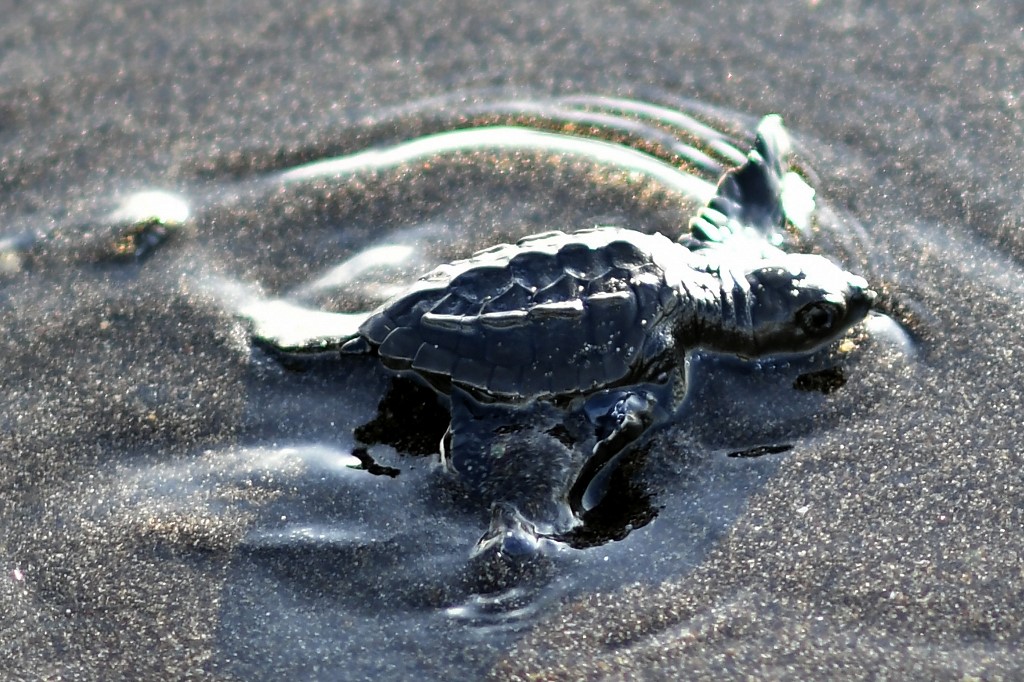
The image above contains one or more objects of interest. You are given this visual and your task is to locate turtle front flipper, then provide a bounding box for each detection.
[472,502,553,560]
[445,389,580,555]
[685,115,814,251]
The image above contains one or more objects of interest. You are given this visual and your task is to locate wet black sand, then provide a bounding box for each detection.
[2,1,1024,679]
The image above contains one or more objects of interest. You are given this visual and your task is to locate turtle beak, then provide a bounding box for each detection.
[847,276,876,321]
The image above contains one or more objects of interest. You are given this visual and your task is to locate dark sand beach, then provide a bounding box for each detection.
[1,2,1023,679]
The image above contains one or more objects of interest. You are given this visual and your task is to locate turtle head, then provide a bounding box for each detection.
[740,253,875,356]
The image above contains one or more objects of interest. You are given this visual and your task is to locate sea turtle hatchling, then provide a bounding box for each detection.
[249,115,875,558]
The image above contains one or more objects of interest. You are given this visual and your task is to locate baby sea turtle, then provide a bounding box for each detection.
[251,116,875,558]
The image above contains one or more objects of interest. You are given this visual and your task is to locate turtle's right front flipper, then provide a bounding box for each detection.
[443,388,582,560]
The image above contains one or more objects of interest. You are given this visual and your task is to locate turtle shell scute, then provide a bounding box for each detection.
[360,227,686,398]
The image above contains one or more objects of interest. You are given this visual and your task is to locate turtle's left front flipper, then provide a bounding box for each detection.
[685,115,815,251]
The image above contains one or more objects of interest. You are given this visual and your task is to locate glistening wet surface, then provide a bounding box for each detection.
[2,2,1023,679]
[1,95,914,679]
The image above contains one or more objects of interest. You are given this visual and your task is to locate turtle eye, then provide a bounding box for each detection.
[797,302,840,336]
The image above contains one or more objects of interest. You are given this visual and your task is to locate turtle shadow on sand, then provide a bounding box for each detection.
[243,113,877,566]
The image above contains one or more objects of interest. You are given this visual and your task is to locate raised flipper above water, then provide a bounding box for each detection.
[685,115,815,252]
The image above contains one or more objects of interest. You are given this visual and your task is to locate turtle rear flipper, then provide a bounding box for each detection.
[686,115,814,250]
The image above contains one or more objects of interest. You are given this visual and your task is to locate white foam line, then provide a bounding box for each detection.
[295,243,416,296]
[279,126,717,203]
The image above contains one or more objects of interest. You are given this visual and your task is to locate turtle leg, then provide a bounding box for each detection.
[684,114,812,253]
[568,389,660,513]
[472,502,547,559]
[446,388,578,558]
